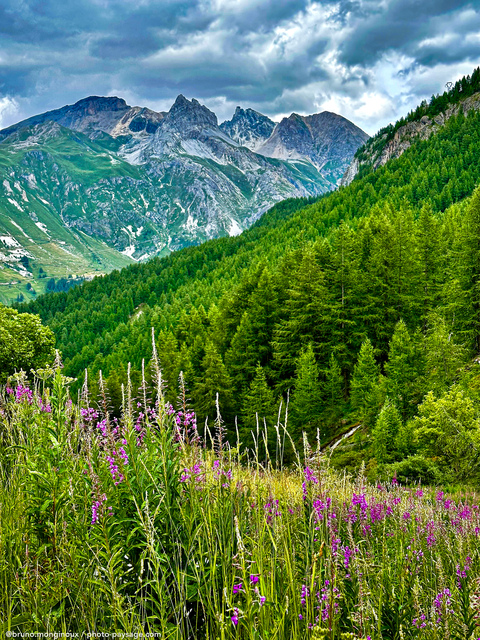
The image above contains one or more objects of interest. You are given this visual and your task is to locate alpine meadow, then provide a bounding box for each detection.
[5,26,480,640]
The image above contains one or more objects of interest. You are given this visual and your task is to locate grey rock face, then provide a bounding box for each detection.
[0,96,166,140]
[220,107,275,151]
[258,111,369,184]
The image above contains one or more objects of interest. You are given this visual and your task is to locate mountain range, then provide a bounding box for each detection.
[0,94,368,303]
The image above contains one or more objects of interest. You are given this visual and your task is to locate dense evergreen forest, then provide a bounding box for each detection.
[22,77,480,482]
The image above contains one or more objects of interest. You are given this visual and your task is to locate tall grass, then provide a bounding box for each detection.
[1,347,480,638]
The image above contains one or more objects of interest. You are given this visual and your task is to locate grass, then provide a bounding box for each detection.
[1,347,480,638]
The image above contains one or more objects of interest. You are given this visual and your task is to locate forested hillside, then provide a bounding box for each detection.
[24,80,480,481]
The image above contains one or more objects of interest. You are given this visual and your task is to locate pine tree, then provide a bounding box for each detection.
[416,203,442,330]
[194,341,233,426]
[385,320,424,420]
[459,186,480,351]
[273,247,332,385]
[323,352,344,426]
[241,364,277,454]
[424,314,466,395]
[350,338,380,426]
[372,399,402,464]
[290,344,323,438]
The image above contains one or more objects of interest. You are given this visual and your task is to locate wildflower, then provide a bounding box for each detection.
[15,385,33,404]
[91,494,107,524]
[231,608,239,626]
[456,556,472,588]
[300,584,309,606]
[433,588,453,624]
[250,574,259,584]
[233,583,243,594]
[118,447,129,465]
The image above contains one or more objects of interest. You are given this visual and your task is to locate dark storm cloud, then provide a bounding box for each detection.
[0,0,479,133]
[340,0,480,66]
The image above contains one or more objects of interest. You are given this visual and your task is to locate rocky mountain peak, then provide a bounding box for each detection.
[168,94,217,128]
[257,110,369,182]
[67,95,129,115]
[220,106,275,151]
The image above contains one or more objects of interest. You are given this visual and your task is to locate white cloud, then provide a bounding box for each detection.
[0,96,19,129]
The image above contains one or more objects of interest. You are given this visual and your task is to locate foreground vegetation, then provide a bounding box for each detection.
[2,352,480,639]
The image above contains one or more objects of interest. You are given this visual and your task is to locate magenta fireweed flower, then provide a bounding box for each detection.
[300,584,309,606]
[231,608,239,625]
[342,545,356,571]
[106,452,125,485]
[118,447,129,465]
[250,574,259,584]
[370,502,386,522]
[264,499,281,523]
[91,494,107,524]
[302,466,319,500]
[456,556,472,588]
[433,588,453,624]
[313,497,331,522]
[181,463,205,485]
[38,398,52,413]
[436,491,445,501]
[319,579,341,621]
[212,460,232,487]
[15,385,33,404]
[412,613,427,629]
[233,583,243,594]
[459,505,472,520]
[81,407,99,422]
[352,493,368,517]
[331,537,341,557]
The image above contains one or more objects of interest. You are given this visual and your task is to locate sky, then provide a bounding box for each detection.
[1,0,480,135]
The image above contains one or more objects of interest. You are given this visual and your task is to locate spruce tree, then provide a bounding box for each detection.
[194,341,233,426]
[350,338,380,426]
[372,399,402,464]
[424,314,465,395]
[290,344,323,437]
[459,185,480,351]
[385,320,423,420]
[323,352,344,426]
[241,364,277,453]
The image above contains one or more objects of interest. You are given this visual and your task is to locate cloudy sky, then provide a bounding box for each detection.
[1,0,480,135]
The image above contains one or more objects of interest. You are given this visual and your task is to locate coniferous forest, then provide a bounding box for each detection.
[4,71,480,638]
